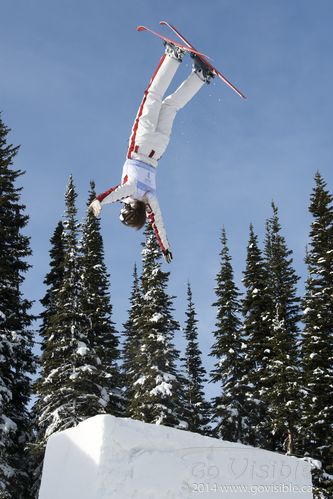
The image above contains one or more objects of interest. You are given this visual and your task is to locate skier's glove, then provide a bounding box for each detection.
[163,249,173,264]
[89,199,102,218]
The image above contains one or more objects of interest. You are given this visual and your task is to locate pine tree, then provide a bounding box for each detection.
[181,283,210,435]
[40,221,65,334]
[210,228,249,442]
[80,181,123,416]
[35,177,102,451]
[127,224,184,428]
[300,173,333,496]
[262,203,301,454]
[30,221,65,497]
[122,264,143,412]
[0,116,35,498]
[241,224,272,447]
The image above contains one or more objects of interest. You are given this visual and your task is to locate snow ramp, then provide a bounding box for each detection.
[39,415,313,498]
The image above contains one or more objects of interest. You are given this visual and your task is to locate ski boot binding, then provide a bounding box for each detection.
[191,54,215,84]
[164,41,185,62]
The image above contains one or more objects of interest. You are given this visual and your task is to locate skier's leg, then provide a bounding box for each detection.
[156,54,214,143]
[153,71,205,158]
[136,55,180,131]
[127,47,183,163]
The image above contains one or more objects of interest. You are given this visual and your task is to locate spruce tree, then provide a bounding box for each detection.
[80,181,123,416]
[40,221,65,334]
[241,225,272,447]
[35,177,101,450]
[262,203,301,454]
[122,264,143,413]
[210,228,249,442]
[31,221,65,497]
[0,116,35,498]
[300,173,333,495]
[127,224,184,428]
[181,283,210,435]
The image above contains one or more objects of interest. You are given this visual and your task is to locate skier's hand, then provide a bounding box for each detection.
[163,249,173,264]
[89,199,102,218]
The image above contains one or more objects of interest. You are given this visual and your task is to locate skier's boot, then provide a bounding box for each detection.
[191,54,215,84]
[164,41,185,62]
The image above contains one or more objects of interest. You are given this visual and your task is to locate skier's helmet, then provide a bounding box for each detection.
[120,201,146,230]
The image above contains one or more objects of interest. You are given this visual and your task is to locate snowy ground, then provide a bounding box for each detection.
[39,415,313,498]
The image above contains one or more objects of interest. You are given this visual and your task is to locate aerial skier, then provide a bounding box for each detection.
[90,23,245,263]
[89,42,214,263]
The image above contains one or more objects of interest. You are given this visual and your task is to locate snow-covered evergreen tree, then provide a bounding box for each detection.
[80,181,123,416]
[210,229,250,442]
[181,283,210,435]
[300,173,333,496]
[35,177,103,452]
[241,224,272,447]
[127,224,184,428]
[262,203,301,454]
[39,221,65,334]
[30,221,65,496]
[0,116,35,498]
[122,264,143,413]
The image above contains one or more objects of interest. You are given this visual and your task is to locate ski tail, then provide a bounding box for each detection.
[137,26,211,60]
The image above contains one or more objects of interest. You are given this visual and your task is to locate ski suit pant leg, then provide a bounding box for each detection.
[154,72,205,158]
[127,54,181,166]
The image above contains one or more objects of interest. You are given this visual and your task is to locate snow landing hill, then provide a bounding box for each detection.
[39,415,313,498]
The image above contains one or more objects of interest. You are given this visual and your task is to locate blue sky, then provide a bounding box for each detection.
[2,0,333,395]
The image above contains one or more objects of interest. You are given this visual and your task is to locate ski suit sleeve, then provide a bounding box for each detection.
[96,182,136,205]
[145,192,172,259]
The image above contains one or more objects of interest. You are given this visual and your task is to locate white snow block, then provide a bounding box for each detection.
[39,415,313,499]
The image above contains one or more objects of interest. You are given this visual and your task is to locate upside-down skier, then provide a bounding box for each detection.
[89,41,214,263]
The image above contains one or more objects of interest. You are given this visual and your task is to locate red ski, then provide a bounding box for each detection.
[137,25,211,60]
[160,21,247,99]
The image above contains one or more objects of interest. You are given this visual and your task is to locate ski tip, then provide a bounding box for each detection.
[137,26,145,32]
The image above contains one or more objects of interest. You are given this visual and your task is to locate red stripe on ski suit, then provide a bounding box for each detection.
[146,204,166,253]
[127,54,167,159]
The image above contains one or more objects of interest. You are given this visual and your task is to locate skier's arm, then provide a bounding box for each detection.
[97,182,136,205]
[145,192,172,263]
[90,182,136,216]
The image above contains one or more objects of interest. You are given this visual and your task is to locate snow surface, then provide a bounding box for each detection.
[39,415,313,499]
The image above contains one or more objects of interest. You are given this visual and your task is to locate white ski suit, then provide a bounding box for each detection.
[96,51,205,255]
